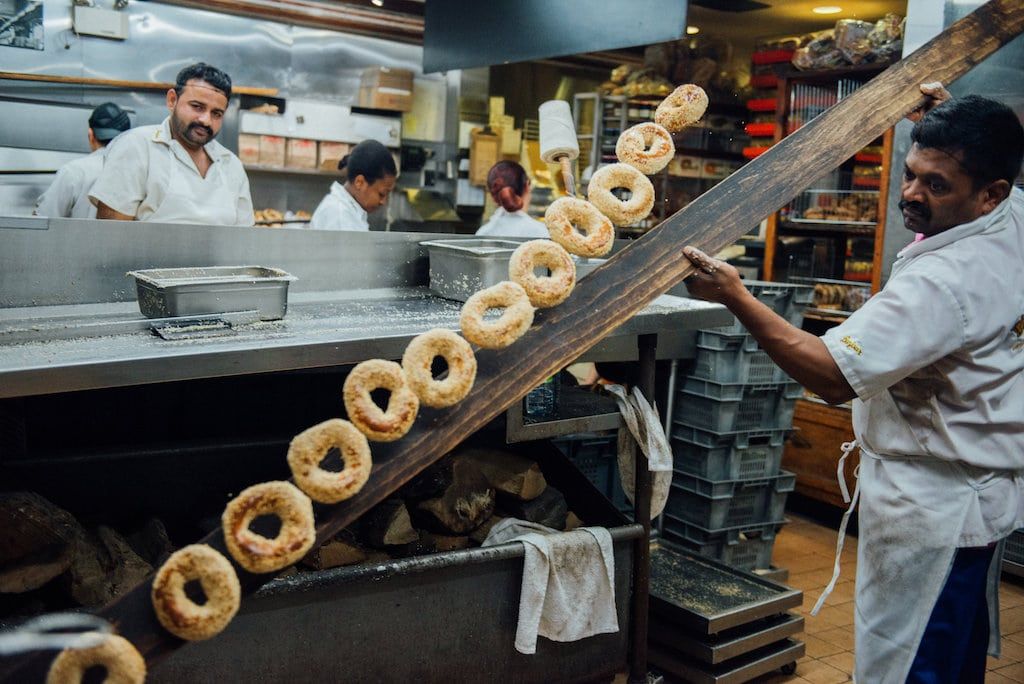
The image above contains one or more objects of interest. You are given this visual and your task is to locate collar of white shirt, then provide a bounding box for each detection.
[329,181,368,223]
[151,117,234,169]
[896,188,1017,261]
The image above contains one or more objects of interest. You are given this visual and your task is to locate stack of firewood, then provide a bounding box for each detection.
[300,447,584,572]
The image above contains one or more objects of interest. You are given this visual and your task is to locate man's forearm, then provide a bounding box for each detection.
[727,291,856,405]
[96,201,135,221]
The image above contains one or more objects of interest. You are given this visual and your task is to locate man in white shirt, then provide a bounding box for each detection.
[682,90,1023,682]
[90,62,254,226]
[33,102,131,219]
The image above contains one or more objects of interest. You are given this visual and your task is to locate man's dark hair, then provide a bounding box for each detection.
[174,62,233,100]
[911,95,1023,188]
[338,139,397,183]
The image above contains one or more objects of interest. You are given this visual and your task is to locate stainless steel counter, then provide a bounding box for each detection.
[0,287,729,399]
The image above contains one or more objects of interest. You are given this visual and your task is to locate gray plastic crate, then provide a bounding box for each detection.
[661,517,784,571]
[1006,529,1024,565]
[671,426,788,481]
[553,435,617,501]
[674,379,803,433]
[692,342,791,385]
[700,281,812,334]
[664,470,794,530]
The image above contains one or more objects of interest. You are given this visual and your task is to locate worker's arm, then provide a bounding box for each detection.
[96,201,136,221]
[682,247,856,405]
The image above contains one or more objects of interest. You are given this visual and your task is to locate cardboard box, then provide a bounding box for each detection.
[469,128,500,186]
[285,138,318,169]
[318,141,350,171]
[258,135,286,167]
[238,134,261,165]
[358,66,414,112]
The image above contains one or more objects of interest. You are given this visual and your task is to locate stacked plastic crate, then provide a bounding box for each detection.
[663,281,813,572]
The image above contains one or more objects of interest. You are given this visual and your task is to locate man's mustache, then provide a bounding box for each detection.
[187,123,214,138]
[898,199,930,218]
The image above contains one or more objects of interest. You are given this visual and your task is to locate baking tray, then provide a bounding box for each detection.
[127,266,297,321]
[648,544,802,635]
[650,612,803,665]
[649,638,804,684]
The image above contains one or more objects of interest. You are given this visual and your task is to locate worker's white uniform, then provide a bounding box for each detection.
[821,188,1024,682]
[475,207,548,238]
[89,117,254,226]
[34,147,109,219]
[309,181,369,231]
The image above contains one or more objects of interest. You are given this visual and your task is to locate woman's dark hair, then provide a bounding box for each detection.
[487,160,529,212]
[911,95,1023,188]
[339,139,397,184]
[174,62,232,99]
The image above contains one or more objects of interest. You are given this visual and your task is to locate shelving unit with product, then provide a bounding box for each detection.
[762,64,893,323]
[573,92,748,239]
[763,64,895,508]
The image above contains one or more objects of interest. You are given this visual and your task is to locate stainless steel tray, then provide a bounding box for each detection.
[420,239,521,302]
[649,638,804,684]
[127,266,297,321]
[421,238,607,302]
[648,544,802,634]
[650,612,804,664]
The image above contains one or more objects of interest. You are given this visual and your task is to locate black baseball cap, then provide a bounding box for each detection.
[89,102,131,142]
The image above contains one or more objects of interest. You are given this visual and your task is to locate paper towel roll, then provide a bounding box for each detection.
[539,100,579,163]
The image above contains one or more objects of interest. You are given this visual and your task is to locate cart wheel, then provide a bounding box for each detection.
[780,662,797,675]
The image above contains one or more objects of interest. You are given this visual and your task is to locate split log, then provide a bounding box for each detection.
[469,515,506,545]
[564,511,584,531]
[69,527,152,608]
[399,455,454,502]
[412,456,495,534]
[501,486,568,530]
[301,530,368,570]
[460,448,547,501]
[420,532,471,552]
[361,499,419,549]
[127,519,175,567]
[0,493,78,593]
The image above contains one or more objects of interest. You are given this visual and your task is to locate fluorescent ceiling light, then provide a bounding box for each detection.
[371,0,383,6]
[812,6,843,14]
[686,25,700,35]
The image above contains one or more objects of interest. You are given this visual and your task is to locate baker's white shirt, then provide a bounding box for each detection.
[309,181,368,231]
[475,207,548,238]
[34,147,109,219]
[89,117,254,226]
[823,188,1024,544]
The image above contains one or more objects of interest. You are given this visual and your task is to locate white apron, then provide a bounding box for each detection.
[147,146,238,225]
[819,390,1004,682]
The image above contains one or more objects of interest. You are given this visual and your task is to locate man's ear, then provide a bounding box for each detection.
[166,88,177,110]
[352,174,367,191]
[981,179,1011,213]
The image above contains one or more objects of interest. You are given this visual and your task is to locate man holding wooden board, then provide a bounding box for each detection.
[683,88,1023,682]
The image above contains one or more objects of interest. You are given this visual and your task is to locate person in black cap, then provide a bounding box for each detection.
[34,102,131,219]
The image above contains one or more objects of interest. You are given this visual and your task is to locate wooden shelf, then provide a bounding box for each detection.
[244,164,341,178]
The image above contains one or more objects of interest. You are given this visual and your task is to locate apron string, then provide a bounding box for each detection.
[811,440,861,616]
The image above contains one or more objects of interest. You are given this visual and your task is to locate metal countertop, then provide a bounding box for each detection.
[0,287,730,399]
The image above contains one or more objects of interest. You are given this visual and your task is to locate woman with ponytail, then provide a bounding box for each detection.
[310,139,397,231]
[475,161,548,238]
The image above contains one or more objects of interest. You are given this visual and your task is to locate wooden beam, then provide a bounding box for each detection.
[0,71,278,97]
[1,1,1021,680]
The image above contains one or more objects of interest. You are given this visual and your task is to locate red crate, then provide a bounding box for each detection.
[742,145,771,159]
[744,122,776,137]
[746,98,777,112]
[751,49,795,65]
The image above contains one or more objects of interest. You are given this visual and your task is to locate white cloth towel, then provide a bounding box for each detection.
[605,384,674,518]
[483,518,619,654]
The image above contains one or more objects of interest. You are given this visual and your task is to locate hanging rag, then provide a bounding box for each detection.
[483,518,618,654]
[605,384,673,518]
[811,440,861,616]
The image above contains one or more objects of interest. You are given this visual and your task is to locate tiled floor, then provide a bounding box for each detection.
[753,514,1024,683]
